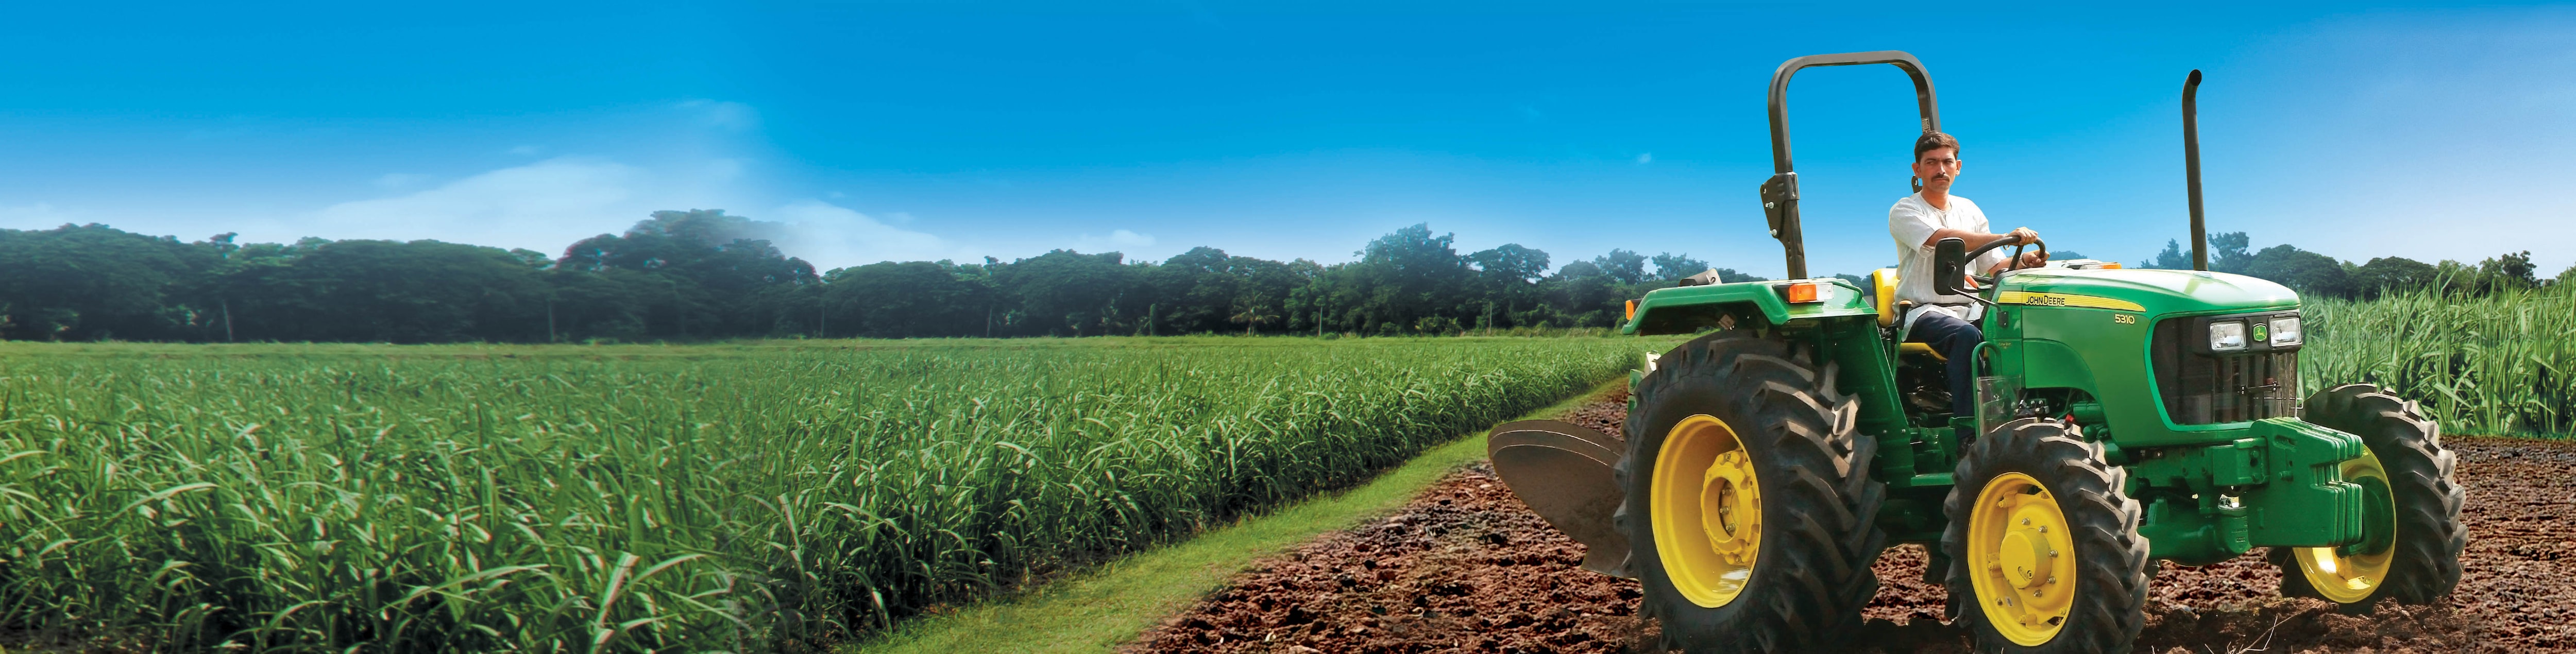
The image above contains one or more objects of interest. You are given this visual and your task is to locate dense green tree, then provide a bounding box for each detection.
[226,239,550,342]
[2139,233,2252,272]
[997,250,1136,336]
[558,209,819,339]
[1335,224,1471,334]
[1469,244,1550,284]
[2477,251,2540,292]
[824,261,996,338]
[1140,246,1304,335]
[1592,249,1648,285]
[2140,239,2192,270]
[2350,256,2439,299]
[0,224,218,340]
[2209,232,2253,273]
[1543,261,1619,328]
[541,267,658,341]
[1649,252,1709,281]
[2238,245,2353,299]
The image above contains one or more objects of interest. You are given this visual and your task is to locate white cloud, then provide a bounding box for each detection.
[507,145,544,156]
[767,200,978,268]
[1073,229,1156,252]
[313,158,641,248]
[1635,152,1653,164]
[305,157,754,252]
[0,202,75,227]
[302,163,965,268]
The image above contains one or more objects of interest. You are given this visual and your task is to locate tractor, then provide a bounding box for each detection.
[1485,51,2467,654]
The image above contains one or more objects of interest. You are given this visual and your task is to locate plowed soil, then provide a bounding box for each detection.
[1125,393,2576,653]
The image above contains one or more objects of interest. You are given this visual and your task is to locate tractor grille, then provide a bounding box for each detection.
[2153,317,2300,425]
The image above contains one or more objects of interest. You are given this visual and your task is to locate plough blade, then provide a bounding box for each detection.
[1485,419,1632,578]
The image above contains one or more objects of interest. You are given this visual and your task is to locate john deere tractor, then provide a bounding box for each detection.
[1485,51,2466,654]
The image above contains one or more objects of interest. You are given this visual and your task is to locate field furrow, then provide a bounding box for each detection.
[1129,395,2573,653]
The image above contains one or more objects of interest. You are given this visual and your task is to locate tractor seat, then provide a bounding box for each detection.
[1871,268,1900,327]
[1873,268,1946,362]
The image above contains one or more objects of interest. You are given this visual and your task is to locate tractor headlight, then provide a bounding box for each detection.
[2269,316,2301,347]
[2209,321,2248,352]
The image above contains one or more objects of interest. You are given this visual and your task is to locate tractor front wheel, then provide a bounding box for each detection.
[1943,418,2149,654]
[1615,329,1886,653]
[2271,383,2467,614]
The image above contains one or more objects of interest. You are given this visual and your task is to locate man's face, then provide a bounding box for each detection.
[1911,146,1961,194]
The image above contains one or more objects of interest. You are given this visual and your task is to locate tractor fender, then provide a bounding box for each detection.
[1622,279,1872,336]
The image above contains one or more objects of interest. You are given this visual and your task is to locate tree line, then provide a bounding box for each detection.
[2134,233,2567,299]
[0,212,1766,342]
[1,211,2563,343]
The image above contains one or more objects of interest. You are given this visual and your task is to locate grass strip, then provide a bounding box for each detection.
[853,377,1626,654]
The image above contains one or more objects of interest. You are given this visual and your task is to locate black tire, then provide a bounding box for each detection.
[2269,383,2467,614]
[1614,329,1886,653]
[1942,418,2149,654]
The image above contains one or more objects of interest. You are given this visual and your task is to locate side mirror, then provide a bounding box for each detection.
[1930,237,1968,298]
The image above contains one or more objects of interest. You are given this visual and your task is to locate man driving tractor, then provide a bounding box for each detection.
[1888,131,2045,417]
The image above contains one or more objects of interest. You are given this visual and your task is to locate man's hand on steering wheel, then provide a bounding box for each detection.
[1984,227,2044,274]
[1981,250,2045,276]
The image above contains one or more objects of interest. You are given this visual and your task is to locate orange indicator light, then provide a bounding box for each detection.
[1784,282,1821,303]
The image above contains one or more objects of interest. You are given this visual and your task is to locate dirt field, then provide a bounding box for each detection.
[1126,394,2576,653]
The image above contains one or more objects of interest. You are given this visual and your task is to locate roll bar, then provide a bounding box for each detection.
[2181,70,2209,271]
[1757,50,1942,280]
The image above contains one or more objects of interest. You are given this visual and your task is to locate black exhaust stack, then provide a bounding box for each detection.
[2182,70,2208,271]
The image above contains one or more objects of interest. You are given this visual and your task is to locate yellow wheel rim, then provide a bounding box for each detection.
[2292,448,2397,604]
[1651,414,1760,608]
[1967,472,2077,646]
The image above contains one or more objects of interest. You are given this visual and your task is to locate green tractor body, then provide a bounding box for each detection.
[1482,51,2464,654]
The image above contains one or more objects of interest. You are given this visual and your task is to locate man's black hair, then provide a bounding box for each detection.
[1913,131,1961,161]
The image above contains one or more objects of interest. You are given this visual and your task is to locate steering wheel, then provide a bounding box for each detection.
[1964,235,2047,286]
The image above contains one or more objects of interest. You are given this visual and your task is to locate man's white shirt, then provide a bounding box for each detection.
[1889,192,2007,307]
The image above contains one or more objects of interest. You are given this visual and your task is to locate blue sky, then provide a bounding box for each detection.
[3,2,2572,278]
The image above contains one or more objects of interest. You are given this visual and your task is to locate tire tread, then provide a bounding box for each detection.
[1615,330,1887,653]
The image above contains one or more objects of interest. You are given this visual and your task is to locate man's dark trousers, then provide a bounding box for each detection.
[1906,309,1983,418]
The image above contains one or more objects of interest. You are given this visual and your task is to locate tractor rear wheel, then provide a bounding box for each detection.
[1943,418,2149,654]
[2271,383,2466,614]
[1614,329,1886,654]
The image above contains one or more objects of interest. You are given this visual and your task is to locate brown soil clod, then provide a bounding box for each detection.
[1125,398,2573,653]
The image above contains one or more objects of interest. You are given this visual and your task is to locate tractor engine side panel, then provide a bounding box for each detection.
[2007,303,2153,436]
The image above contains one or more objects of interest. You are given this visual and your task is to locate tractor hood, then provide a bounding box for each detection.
[2002,268,2299,315]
